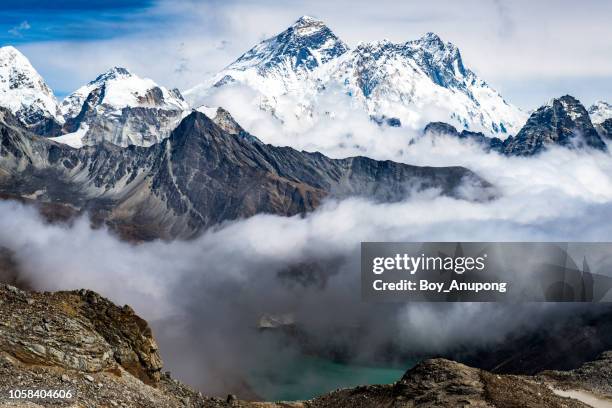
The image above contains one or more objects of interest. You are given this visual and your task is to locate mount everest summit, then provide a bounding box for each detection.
[184,16,527,136]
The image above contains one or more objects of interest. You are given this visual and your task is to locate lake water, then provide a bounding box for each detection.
[248,356,411,401]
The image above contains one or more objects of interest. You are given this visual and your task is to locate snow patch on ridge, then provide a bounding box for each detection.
[49,124,89,148]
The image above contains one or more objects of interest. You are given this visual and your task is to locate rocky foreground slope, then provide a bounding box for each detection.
[0,284,609,408]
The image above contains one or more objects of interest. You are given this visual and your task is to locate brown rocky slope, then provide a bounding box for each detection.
[0,284,609,407]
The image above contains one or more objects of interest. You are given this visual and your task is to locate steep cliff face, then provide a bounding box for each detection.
[596,119,612,139]
[503,95,606,156]
[0,108,492,239]
[0,284,242,407]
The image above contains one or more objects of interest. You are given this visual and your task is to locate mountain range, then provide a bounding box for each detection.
[0,106,490,240]
[184,16,527,136]
[2,16,612,407]
[0,47,189,148]
[1,18,612,153]
[0,17,612,238]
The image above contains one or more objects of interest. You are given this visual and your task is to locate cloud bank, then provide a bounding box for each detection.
[2,134,612,396]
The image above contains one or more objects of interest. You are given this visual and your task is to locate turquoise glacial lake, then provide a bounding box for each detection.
[248,356,412,401]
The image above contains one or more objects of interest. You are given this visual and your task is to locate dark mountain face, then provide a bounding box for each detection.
[405,32,469,90]
[424,95,608,156]
[504,95,606,155]
[0,108,493,240]
[596,118,612,139]
[423,122,504,152]
[16,108,63,137]
[460,305,612,376]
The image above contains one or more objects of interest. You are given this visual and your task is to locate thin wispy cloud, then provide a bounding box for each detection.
[7,20,30,37]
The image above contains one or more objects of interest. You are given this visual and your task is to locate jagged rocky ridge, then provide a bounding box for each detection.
[0,107,492,240]
[424,95,608,156]
[0,284,228,407]
[0,283,608,407]
[185,16,526,136]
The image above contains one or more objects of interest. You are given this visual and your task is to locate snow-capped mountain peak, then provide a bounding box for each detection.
[90,66,133,83]
[503,95,605,155]
[0,45,64,135]
[407,32,468,85]
[414,31,455,52]
[228,15,349,75]
[291,15,328,35]
[52,67,189,147]
[184,16,349,102]
[412,31,456,57]
[589,100,612,124]
[61,67,187,119]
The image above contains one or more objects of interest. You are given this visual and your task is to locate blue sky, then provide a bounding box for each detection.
[0,1,158,43]
[1,0,611,109]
